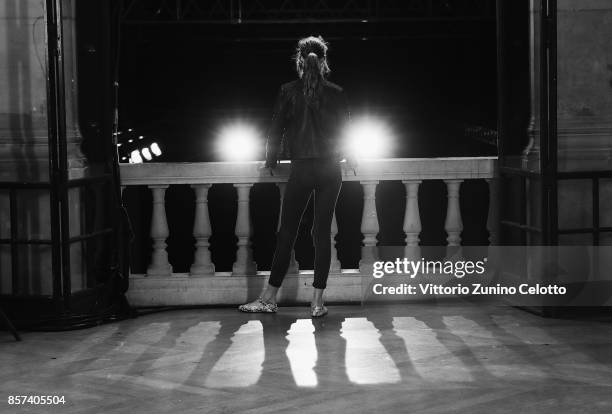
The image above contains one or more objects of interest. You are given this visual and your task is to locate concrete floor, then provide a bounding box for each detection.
[2,303,612,413]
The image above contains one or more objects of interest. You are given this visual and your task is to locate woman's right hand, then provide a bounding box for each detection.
[259,161,275,176]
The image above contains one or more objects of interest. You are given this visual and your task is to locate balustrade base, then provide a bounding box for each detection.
[127,266,502,306]
[145,265,173,278]
[189,264,215,276]
[127,271,365,306]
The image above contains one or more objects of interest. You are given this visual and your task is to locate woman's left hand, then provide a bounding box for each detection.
[343,158,358,176]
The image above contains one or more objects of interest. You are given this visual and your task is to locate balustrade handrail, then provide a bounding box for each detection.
[119,157,497,185]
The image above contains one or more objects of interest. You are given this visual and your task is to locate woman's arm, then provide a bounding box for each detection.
[264,85,288,169]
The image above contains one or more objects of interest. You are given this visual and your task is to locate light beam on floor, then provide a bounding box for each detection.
[148,321,221,388]
[443,315,544,380]
[341,317,401,384]
[205,320,264,387]
[286,319,318,387]
[392,316,473,382]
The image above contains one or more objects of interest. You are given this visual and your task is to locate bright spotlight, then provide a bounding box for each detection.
[343,116,393,159]
[217,123,261,161]
[130,150,143,164]
[141,147,153,161]
[150,142,162,156]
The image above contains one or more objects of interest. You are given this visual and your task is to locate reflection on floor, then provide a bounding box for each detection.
[2,303,612,413]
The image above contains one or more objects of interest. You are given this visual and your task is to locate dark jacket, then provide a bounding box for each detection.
[265,79,350,168]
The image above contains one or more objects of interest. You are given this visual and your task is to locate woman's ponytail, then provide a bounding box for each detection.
[303,52,323,103]
[295,36,330,107]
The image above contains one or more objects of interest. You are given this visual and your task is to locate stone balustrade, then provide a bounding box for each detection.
[120,157,497,306]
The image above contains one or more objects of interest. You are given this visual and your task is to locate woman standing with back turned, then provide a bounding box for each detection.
[239,35,353,317]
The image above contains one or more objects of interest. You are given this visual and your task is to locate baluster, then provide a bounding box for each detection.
[444,180,463,259]
[486,178,499,245]
[402,180,422,261]
[330,212,341,273]
[277,183,299,274]
[147,185,172,277]
[233,184,256,275]
[190,184,214,276]
[359,181,379,273]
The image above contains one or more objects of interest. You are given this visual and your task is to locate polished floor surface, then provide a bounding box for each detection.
[2,303,612,413]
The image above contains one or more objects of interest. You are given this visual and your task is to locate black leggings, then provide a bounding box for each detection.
[268,158,342,290]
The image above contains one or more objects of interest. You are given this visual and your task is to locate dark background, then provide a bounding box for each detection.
[77,1,530,273]
[117,21,498,161]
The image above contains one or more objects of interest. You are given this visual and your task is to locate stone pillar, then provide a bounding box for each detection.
[444,180,463,259]
[525,1,612,167]
[523,0,542,165]
[0,0,86,295]
[359,181,379,273]
[520,0,612,245]
[0,0,86,180]
[233,183,256,275]
[190,184,214,276]
[556,1,612,243]
[0,0,50,181]
[402,180,421,260]
[556,0,612,172]
[60,0,87,176]
[147,185,172,277]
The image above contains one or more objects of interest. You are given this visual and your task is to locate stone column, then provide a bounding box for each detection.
[147,185,172,277]
[0,0,86,295]
[190,184,214,276]
[359,181,379,274]
[556,0,612,170]
[233,183,256,275]
[520,0,612,245]
[444,180,463,259]
[555,0,612,242]
[0,0,86,181]
[525,1,612,168]
[402,180,421,261]
[523,0,542,166]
